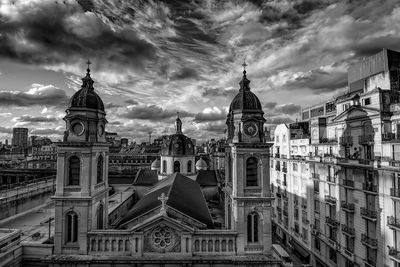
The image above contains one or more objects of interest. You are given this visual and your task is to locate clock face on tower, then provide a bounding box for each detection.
[243,121,258,137]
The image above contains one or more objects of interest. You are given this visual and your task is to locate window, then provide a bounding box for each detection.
[364,98,371,105]
[162,160,167,173]
[68,156,80,186]
[247,212,259,243]
[314,237,320,251]
[174,161,180,173]
[97,154,103,184]
[246,157,258,186]
[187,160,192,173]
[329,247,337,263]
[314,199,320,213]
[66,211,78,243]
[293,163,298,172]
[97,204,104,229]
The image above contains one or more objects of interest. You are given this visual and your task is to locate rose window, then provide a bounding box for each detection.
[152,226,173,249]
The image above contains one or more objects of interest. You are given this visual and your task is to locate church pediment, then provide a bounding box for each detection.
[129,213,195,233]
[333,106,380,122]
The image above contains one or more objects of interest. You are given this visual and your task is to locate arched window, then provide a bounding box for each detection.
[66,211,78,243]
[68,156,80,186]
[174,161,180,173]
[247,212,259,243]
[97,204,104,229]
[162,160,167,173]
[187,160,192,173]
[246,157,258,186]
[97,154,103,184]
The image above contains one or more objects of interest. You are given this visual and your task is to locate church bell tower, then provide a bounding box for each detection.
[225,61,273,254]
[53,61,109,254]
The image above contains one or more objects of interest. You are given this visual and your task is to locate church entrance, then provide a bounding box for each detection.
[174,161,180,173]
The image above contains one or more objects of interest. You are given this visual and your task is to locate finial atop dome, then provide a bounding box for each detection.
[82,59,94,90]
[239,59,250,91]
[175,112,182,133]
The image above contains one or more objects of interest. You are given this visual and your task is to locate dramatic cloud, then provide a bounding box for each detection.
[0,0,399,141]
[30,128,64,135]
[0,84,69,107]
[14,115,58,123]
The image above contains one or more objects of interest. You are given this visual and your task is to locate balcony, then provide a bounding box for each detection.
[387,216,400,230]
[361,233,378,249]
[282,167,287,173]
[382,132,400,142]
[361,207,377,221]
[283,209,288,217]
[340,136,353,146]
[320,137,337,144]
[325,216,339,228]
[362,183,378,194]
[363,259,377,267]
[359,135,374,145]
[341,201,355,212]
[388,246,400,262]
[312,173,320,180]
[274,153,280,158]
[341,224,355,237]
[326,176,336,184]
[276,207,282,213]
[311,225,320,236]
[390,188,400,199]
[275,165,281,171]
[324,195,337,205]
[341,179,354,189]
[313,186,320,195]
[302,217,309,224]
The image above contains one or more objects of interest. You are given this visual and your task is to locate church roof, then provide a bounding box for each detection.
[195,170,218,186]
[68,63,105,112]
[229,70,263,112]
[120,173,213,228]
[161,133,194,156]
[133,169,159,186]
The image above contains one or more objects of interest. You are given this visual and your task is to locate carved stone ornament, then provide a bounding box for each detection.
[143,224,181,253]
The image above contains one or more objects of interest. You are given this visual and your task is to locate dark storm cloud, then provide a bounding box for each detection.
[284,69,348,93]
[0,126,13,134]
[0,1,156,70]
[264,102,278,109]
[125,99,139,105]
[170,67,200,81]
[14,115,58,123]
[122,105,193,121]
[275,104,301,115]
[0,85,69,107]
[202,122,226,134]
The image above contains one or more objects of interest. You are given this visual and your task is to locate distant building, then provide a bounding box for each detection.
[12,128,28,147]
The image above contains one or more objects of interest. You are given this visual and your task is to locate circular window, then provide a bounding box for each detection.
[71,121,84,136]
[152,226,174,249]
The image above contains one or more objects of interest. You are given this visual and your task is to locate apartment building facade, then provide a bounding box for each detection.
[271,49,400,267]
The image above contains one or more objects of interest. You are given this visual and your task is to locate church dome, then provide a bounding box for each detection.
[161,133,194,156]
[229,70,262,112]
[68,64,105,112]
[195,158,208,170]
[151,158,161,170]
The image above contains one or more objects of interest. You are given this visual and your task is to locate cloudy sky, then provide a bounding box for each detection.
[0,0,400,143]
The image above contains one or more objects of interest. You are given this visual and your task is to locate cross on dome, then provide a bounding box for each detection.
[242,58,247,72]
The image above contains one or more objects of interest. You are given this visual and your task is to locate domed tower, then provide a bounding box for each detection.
[160,113,195,178]
[53,61,109,255]
[224,61,273,255]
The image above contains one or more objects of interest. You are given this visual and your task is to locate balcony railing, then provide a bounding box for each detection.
[361,207,377,220]
[341,201,355,212]
[340,136,353,146]
[302,217,309,224]
[312,173,320,180]
[325,216,339,228]
[325,195,337,205]
[388,246,400,261]
[320,137,337,144]
[382,133,400,142]
[326,176,336,183]
[274,153,280,158]
[391,188,400,198]
[275,165,280,171]
[361,233,378,249]
[387,216,400,229]
[362,183,378,194]
[359,135,374,144]
[342,179,354,189]
[341,224,355,237]
[282,167,287,173]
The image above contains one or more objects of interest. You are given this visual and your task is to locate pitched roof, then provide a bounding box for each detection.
[119,173,213,228]
[133,169,159,186]
[195,170,218,186]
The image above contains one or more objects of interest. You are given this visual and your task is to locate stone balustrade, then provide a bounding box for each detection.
[88,230,132,255]
[192,231,237,255]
